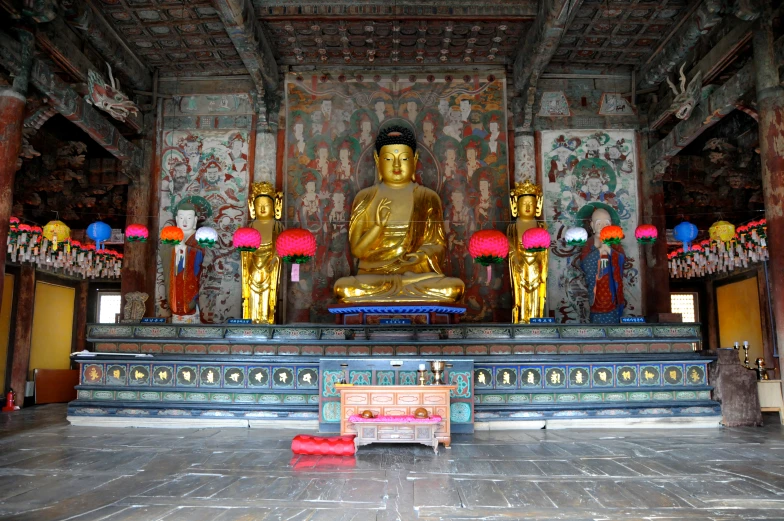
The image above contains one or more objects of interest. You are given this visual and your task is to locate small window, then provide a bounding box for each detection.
[671,292,698,323]
[97,293,122,323]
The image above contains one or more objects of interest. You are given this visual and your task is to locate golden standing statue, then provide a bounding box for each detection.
[333,125,464,303]
[508,181,548,323]
[241,182,284,323]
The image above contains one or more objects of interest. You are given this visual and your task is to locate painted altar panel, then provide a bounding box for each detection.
[156,128,250,323]
[284,73,512,323]
[540,130,641,323]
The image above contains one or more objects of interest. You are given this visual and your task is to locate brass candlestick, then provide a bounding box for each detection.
[755,358,770,380]
[430,361,445,385]
[417,370,428,386]
[743,341,750,369]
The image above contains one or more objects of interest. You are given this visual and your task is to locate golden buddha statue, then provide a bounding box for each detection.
[241,182,284,323]
[508,181,548,323]
[333,125,464,304]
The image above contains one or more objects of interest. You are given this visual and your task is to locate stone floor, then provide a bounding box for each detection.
[0,406,783,520]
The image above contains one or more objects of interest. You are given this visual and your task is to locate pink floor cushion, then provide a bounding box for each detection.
[348,414,442,424]
[291,434,356,456]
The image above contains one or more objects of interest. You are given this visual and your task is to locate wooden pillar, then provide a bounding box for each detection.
[9,265,34,402]
[705,279,719,350]
[120,174,150,315]
[640,132,670,316]
[0,30,33,317]
[753,7,784,371]
[74,280,89,352]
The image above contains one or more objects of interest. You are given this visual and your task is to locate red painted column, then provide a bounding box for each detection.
[753,9,784,370]
[0,90,26,315]
[640,132,670,317]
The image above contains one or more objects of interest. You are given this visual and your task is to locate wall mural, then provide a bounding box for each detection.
[540,130,640,323]
[156,129,250,323]
[284,73,512,322]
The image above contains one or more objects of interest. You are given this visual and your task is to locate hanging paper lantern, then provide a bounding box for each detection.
[276,228,317,262]
[43,220,71,251]
[708,221,735,243]
[467,230,508,265]
[564,226,588,247]
[87,221,112,249]
[599,225,624,246]
[233,227,262,252]
[195,226,219,248]
[521,228,550,252]
[673,221,698,252]
[634,224,658,244]
[160,226,184,245]
[125,224,149,242]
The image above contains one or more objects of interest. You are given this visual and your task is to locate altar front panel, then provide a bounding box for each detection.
[540,130,641,323]
[284,73,512,323]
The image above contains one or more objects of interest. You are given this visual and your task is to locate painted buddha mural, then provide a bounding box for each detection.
[333,124,464,304]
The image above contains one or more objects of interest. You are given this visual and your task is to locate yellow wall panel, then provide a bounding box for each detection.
[716,276,764,365]
[0,274,15,390]
[29,282,75,379]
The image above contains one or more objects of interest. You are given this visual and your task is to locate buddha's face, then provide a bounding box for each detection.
[254,196,274,220]
[517,195,536,219]
[376,144,418,186]
[176,209,197,234]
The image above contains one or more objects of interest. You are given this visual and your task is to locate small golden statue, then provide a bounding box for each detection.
[333,125,464,303]
[241,182,284,323]
[508,181,548,323]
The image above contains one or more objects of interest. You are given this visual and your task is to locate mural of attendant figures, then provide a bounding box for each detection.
[331,137,360,196]
[473,169,499,231]
[306,137,335,185]
[371,93,390,123]
[323,192,351,279]
[465,111,487,138]
[546,135,580,183]
[457,94,473,127]
[435,136,466,195]
[351,110,379,149]
[242,182,284,324]
[162,158,198,212]
[577,162,617,209]
[444,190,475,279]
[227,133,248,174]
[416,110,442,151]
[295,168,329,262]
[438,98,450,120]
[583,132,609,159]
[483,111,506,165]
[400,93,421,124]
[573,202,625,324]
[288,111,311,165]
[159,201,205,323]
[443,106,463,140]
[180,133,203,173]
[462,136,488,182]
[317,99,333,135]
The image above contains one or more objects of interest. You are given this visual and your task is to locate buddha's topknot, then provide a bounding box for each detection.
[375,125,417,155]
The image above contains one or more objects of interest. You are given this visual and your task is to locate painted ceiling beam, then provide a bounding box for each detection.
[0,31,143,174]
[64,0,152,92]
[647,20,752,130]
[213,0,280,96]
[511,0,583,129]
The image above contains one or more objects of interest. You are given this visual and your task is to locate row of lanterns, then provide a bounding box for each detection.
[669,219,768,279]
[8,218,122,279]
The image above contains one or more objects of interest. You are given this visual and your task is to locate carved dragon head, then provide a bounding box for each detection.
[667,64,703,121]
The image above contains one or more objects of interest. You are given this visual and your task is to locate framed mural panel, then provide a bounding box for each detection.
[540,130,641,323]
[156,129,250,323]
[284,73,512,322]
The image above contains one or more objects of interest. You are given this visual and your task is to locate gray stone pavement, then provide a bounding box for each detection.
[0,405,783,520]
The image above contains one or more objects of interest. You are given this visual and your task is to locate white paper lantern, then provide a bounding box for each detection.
[195,226,219,248]
[564,226,588,247]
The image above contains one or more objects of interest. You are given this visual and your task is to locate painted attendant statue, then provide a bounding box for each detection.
[507,181,548,323]
[241,182,285,323]
[574,202,625,324]
[160,202,204,323]
[333,124,464,304]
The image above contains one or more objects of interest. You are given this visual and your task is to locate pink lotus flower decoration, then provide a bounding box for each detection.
[468,230,508,266]
[276,228,317,263]
[233,227,261,252]
[125,223,149,242]
[635,224,658,244]
[522,227,550,252]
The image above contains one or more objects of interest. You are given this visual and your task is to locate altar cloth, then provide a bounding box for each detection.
[348,414,442,424]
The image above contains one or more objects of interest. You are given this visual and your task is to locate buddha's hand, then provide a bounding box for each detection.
[599,243,611,256]
[375,198,391,228]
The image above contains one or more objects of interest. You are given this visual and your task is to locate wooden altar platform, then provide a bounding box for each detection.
[68,322,721,429]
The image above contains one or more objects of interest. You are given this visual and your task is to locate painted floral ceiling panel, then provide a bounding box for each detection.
[95,0,247,77]
[265,19,530,67]
[550,0,690,67]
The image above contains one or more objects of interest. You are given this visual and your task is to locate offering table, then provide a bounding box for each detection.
[339,385,455,448]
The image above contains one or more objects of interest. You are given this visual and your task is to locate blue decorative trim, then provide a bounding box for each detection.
[328,305,467,314]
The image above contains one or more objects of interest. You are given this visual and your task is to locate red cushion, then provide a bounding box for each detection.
[291,434,356,456]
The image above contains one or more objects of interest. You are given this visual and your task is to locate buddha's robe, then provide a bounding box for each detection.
[333,184,464,304]
[242,221,283,324]
[507,222,548,323]
[576,243,625,324]
[160,234,203,316]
